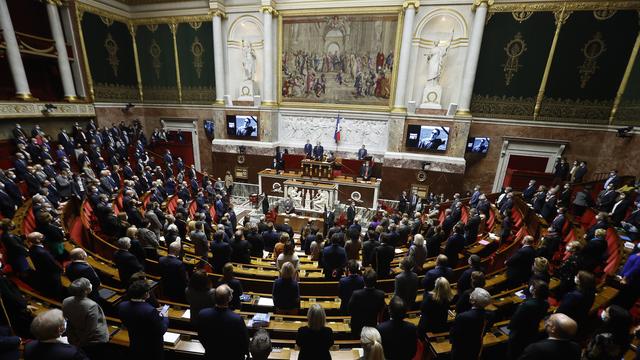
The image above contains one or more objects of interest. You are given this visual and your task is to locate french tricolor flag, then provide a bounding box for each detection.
[334,114,342,143]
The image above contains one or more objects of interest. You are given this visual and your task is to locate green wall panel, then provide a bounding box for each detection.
[539,10,640,123]
[470,12,555,119]
[177,21,215,104]
[81,12,137,102]
[136,23,179,103]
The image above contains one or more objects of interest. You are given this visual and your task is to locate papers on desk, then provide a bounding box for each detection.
[514,290,527,300]
[249,313,271,328]
[257,297,274,307]
[488,233,499,241]
[263,250,270,259]
[181,309,191,319]
[163,332,181,346]
[624,241,636,249]
[394,248,403,254]
[478,239,490,246]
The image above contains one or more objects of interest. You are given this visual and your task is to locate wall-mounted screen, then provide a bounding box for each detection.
[405,125,450,152]
[466,137,490,154]
[227,115,258,138]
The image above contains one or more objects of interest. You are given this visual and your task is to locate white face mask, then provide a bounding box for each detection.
[600,311,608,322]
[529,286,534,296]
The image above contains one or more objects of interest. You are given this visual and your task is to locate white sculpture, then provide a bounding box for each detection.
[242,40,256,81]
[420,34,452,110]
[288,187,303,209]
[312,190,329,212]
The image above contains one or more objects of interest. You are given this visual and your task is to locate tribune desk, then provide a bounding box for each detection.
[259,169,381,209]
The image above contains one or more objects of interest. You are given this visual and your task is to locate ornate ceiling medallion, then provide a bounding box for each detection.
[104,33,120,77]
[503,32,527,86]
[578,32,606,88]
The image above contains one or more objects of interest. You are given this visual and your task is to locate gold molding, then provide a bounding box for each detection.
[390,106,407,113]
[276,6,402,17]
[210,10,227,19]
[488,1,640,13]
[533,6,570,120]
[473,0,495,11]
[402,1,420,10]
[454,109,473,118]
[76,2,212,25]
[64,95,79,102]
[609,31,640,124]
[129,23,144,102]
[169,22,182,103]
[15,93,37,101]
[259,5,279,16]
[75,4,95,102]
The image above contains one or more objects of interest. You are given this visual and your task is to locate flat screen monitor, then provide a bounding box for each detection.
[405,125,450,152]
[466,137,490,154]
[227,115,258,138]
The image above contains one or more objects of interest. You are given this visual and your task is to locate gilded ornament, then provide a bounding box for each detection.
[593,9,617,20]
[100,16,114,27]
[191,36,204,79]
[502,32,527,86]
[578,32,606,89]
[146,24,159,33]
[512,9,533,22]
[189,22,202,30]
[104,33,120,77]
[150,39,162,80]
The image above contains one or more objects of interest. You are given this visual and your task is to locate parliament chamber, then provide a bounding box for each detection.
[1,0,640,359]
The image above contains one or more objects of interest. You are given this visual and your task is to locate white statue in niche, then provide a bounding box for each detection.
[242,40,256,81]
[288,186,303,209]
[312,190,329,212]
[420,32,453,110]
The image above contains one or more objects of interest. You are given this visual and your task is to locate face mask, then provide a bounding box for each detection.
[600,311,608,322]
[529,286,534,295]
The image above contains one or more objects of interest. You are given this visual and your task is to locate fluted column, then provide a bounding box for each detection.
[46,0,77,101]
[212,11,226,104]
[455,0,492,117]
[392,0,419,112]
[260,5,277,106]
[0,0,33,100]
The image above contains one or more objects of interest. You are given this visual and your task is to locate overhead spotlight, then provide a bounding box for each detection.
[617,126,634,138]
[122,102,135,113]
[42,103,57,114]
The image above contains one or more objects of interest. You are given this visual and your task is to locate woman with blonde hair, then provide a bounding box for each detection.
[531,257,550,283]
[408,234,427,273]
[295,304,334,359]
[418,276,454,335]
[272,262,300,313]
[360,326,384,360]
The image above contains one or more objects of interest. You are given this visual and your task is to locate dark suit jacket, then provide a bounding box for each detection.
[506,245,536,285]
[523,186,536,202]
[465,215,481,245]
[423,266,453,292]
[557,290,595,326]
[197,307,249,360]
[362,240,379,267]
[158,255,188,302]
[339,274,364,313]
[507,298,549,359]
[418,292,450,334]
[112,249,143,286]
[585,220,608,241]
[450,308,492,360]
[551,214,566,232]
[443,233,465,268]
[118,300,168,359]
[210,241,232,273]
[348,287,386,336]
[65,261,101,300]
[322,244,347,278]
[24,341,88,360]
[371,243,395,277]
[29,245,63,298]
[518,338,581,360]
[272,278,300,310]
[377,319,418,360]
[394,270,418,309]
[611,199,631,225]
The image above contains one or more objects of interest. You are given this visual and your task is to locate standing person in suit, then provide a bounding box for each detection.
[469,185,481,208]
[210,230,232,273]
[505,235,536,287]
[610,192,631,226]
[158,241,188,303]
[621,202,640,240]
[360,161,373,180]
[377,297,417,360]
[450,288,493,360]
[507,280,550,359]
[28,232,64,300]
[65,249,101,302]
[303,140,313,158]
[357,144,368,160]
[296,304,334,360]
[190,221,209,260]
[551,207,566,232]
[398,191,409,214]
[185,270,215,326]
[313,141,324,160]
[1,219,29,277]
[62,278,109,360]
[24,309,88,360]
[118,280,168,360]
[557,270,596,329]
[370,234,395,278]
[597,183,618,212]
[424,255,453,292]
[573,161,588,183]
[457,255,483,295]
[523,180,537,203]
[409,190,420,214]
[272,262,300,312]
[322,234,347,279]
[346,201,356,225]
[614,251,640,309]
[419,277,454,335]
[348,269,386,337]
[394,257,418,310]
[443,224,465,268]
[339,260,364,314]
[198,284,249,360]
[113,237,144,287]
[518,313,580,360]
[603,170,620,189]
[582,228,608,272]
[585,212,609,240]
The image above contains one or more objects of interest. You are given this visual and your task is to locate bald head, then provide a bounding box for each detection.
[168,241,181,256]
[545,313,577,339]
[214,284,232,307]
[69,248,87,261]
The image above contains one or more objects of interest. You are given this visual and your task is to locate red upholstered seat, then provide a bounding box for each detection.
[461,206,469,224]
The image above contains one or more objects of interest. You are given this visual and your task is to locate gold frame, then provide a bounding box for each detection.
[276,6,403,112]
[488,1,640,12]
[609,31,640,124]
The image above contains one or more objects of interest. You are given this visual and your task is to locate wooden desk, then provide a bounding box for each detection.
[276,213,324,234]
[269,349,361,359]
